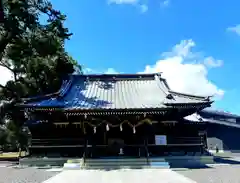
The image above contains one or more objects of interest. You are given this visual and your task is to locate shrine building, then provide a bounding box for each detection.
[19,73,213,158]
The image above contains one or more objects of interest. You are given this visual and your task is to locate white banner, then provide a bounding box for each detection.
[155,135,167,145]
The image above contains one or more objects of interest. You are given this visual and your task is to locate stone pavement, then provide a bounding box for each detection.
[175,155,240,183]
[176,164,240,183]
[42,169,197,183]
[1,155,240,183]
[0,166,59,183]
[0,165,239,183]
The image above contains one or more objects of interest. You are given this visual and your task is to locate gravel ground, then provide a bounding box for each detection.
[176,164,240,183]
[0,166,59,183]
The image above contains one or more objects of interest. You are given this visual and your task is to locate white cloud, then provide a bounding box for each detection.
[104,68,119,74]
[161,0,170,7]
[86,40,224,99]
[203,57,223,68]
[0,66,13,86]
[227,24,240,36]
[108,0,148,13]
[140,39,224,98]
[83,67,119,74]
[139,4,148,13]
[108,0,138,5]
[83,67,94,74]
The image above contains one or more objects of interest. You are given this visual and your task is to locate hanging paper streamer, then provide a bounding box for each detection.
[133,126,136,134]
[106,124,109,131]
[120,124,123,131]
[94,126,96,133]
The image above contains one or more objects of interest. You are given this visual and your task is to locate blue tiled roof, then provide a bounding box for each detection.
[185,112,240,128]
[200,108,240,118]
[21,73,212,110]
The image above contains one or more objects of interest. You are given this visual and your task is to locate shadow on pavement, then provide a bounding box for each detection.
[214,156,240,165]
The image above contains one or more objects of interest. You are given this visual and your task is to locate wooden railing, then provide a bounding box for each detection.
[31,138,85,147]
[166,136,204,145]
[29,136,205,158]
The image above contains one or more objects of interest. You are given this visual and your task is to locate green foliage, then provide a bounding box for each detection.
[0,0,82,150]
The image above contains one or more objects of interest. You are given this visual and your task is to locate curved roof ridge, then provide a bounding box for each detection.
[21,75,75,104]
[153,74,170,96]
[168,90,212,101]
[71,73,161,80]
[152,74,212,102]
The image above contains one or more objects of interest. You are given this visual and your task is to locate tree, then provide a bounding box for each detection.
[0,0,81,151]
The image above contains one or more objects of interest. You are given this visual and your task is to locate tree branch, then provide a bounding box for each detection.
[0,62,13,72]
[0,32,14,61]
[0,83,19,99]
[0,62,17,81]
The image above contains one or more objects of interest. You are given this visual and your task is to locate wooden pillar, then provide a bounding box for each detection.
[144,136,149,157]
[104,131,106,145]
[82,122,89,158]
[92,131,98,158]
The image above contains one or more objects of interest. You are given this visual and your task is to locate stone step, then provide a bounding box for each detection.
[85,160,147,164]
[148,158,166,162]
[67,159,84,163]
[63,163,82,170]
[85,158,147,163]
[83,158,170,169]
[84,165,170,169]
[19,157,69,167]
[85,158,147,162]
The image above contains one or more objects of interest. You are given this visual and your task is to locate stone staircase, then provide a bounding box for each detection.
[64,157,170,170]
[20,156,212,169]
[63,159,84,169]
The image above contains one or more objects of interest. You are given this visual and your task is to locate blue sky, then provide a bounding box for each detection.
[44,0,240,113]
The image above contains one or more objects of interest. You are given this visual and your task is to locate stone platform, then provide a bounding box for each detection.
[19,157,73,167]
[19,155,214,169]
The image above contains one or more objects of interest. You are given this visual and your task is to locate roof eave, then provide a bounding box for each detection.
[17,76,74,107]
[21,107,174,115]
[164,101,213,107]
[168,90,212,101]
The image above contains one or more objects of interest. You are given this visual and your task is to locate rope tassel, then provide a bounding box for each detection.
[93,126,96,134]
[106,124,109,131]
[120,124,123,131]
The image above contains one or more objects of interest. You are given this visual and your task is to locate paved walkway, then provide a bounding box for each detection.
[0,166,58,183]
[1,155,240,183]
[0,164,239,183]
[43,169,197,183]
[176,164,240,183]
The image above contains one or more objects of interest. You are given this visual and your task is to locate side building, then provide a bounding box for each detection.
[196,109,240,153]
[19,73,213,158]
